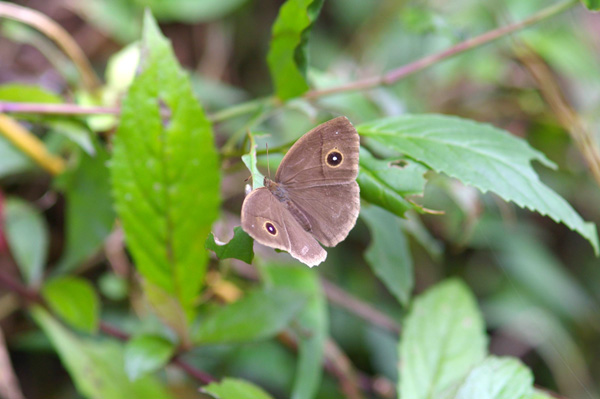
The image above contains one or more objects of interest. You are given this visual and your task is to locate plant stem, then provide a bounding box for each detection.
[0,102,120,116]
[304,0,579,98]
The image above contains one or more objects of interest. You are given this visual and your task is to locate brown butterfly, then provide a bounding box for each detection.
[241,116,360,266]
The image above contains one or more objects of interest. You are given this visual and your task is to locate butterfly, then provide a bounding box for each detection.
[241,116,360,266]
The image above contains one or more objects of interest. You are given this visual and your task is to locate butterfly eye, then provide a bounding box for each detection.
[326,149,343,168]
[264,222,278,236]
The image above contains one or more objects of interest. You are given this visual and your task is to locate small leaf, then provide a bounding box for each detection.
[41,276,99,333]
[55,144,114,272]
[142,279,189,344]
[241,132,265,190]
[358,114,599,254]
[455,356,534,399]
[2,197,48,285]
[31,307,171,399]
[263,264,327,399]
[399,279,487,399]
[206,226,254,264]
[141,0,250,22]
[581,0,600,11]
[361,205,413,305]
[203,378,274,399]
[110,11,220,311]
[0,83,62,104]
[358,147,427,217]
[193,288,306,344]
[124,334,175,381]
[267,0,324,99]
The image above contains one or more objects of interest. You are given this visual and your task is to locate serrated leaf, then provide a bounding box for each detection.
[124,334,175,380]
[206,226,254,264]
[263,264,327,399]
[399,279,487,399]
[358,147,427,217]
[41,276,99,333]
[55,145,114,272]
[203,378,274,399]
[361,205,413,305]
[241,132,265,190]
[193,288,306,344]
[110,12,220,311]
[358,114,599,254]
[581,0,600,11]
[2,197,48,285]
[31,307,171,399]
[455,356,533,399]
[267,0,324,99]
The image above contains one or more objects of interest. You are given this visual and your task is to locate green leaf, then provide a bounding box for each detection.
[55,145,114,272]
[581,0,600,11]
[358,147,427,217]
[141,279,189,343]
[110,11,220,310]
[203,378,274,399]
[267,0,324,100]
[206,226,254,264]
[530,389,556,399]
[2,197,48,285]
[31,307,171,399]
[193,288,306,344]
[241,132,265,190]
[124,334,175,380]
[0,83,62,104]
[361,206,413,306]
[140,0,249,22]
[358,114,599,254]
[399,279,487,399]
[0,136,33,178]
[455,356,533,399]
[263,264,327,399]
[41,276,99,333]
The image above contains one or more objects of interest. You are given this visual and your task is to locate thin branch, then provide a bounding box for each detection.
[304,0,579,99]
[0,102,120,116]
[0,2,102,91]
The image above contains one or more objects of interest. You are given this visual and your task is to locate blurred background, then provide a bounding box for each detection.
[1,0,600,398]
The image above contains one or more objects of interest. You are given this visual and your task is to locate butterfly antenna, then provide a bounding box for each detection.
[266,142,271,178]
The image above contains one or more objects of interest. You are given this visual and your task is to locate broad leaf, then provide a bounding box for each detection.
[581,0,600,10]
[263,264,327,399]
[110,12,220,310]
[31,307,171,399]
[361,205,413,305]
[399,279,487,399]
[358,115,599,254]
[455,356,533,399]
[203,378,274,399]
[55,145,114,272]
[206,226,254,264]
[41,276,99,333]
[124,334,175,380]
[267,0,324,99]
[358,147,428,217]
[193,288,306,344]
[2,197,48,285]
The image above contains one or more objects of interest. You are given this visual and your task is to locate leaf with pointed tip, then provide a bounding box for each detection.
[41,276,99,333]
[110,12,220,311]
[203,378,274,399]
[358,115,599,254]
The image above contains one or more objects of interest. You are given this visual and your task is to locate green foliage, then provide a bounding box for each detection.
[267,0,324,99]
[139,0,250,22]
[55,145,114,272]
[206,226,254,264]
[41,276,99,333]
[358,114,599,254]
[2,197,48,285]
[263,265,327,399]
[31,307,171,399]
[110,12,220,311]
[0,136,33,177]
[361,205,413,305]
[399,280,487,399]
[124,334,175,380]
[203,378,275,399]
[241,131,265,190]
[358,147,428,217]
[193,288,307,344]
[581,0,600,10]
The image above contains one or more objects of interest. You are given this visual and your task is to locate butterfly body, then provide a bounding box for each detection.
[241,116,360,267]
